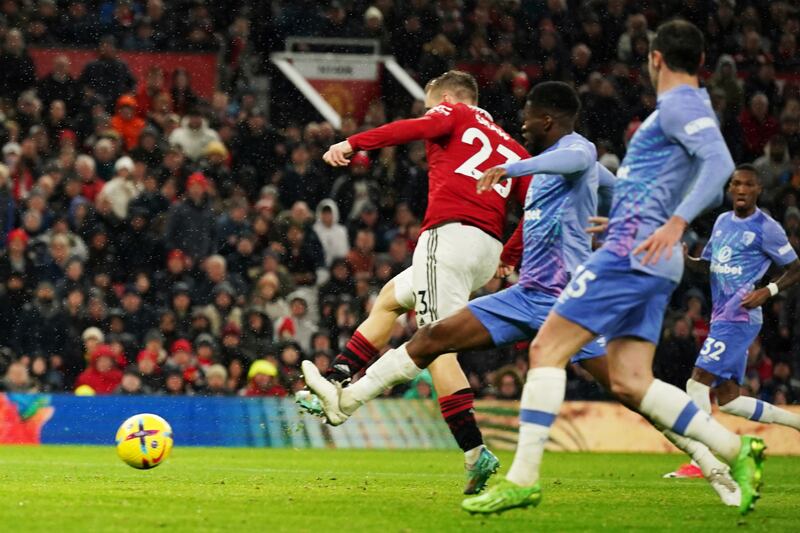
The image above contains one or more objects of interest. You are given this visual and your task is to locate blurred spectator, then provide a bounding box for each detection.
[0,29,36,103]
[709,55,745,114]
[740,93,780,161]
[404,369,435,399]
[79,36,135,109]
[1,361,35,393]
[165,172,216,262]
[617,14,654,65]
[168,107,220,161]
[275,294,315,353]
[74,344,123,394]
[115,367,145,395]
[203,364,231,396]
[37,55,80,112]
[496,369,524,401]
[346,229,376,275]
[242,360,286,397]
[754,135,792,207]
[111,95,146,151]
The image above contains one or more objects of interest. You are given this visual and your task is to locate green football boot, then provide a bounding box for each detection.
[464,447,501,495]
[462,478,542,514]
[730,435,767,515]
[295,390,325,417]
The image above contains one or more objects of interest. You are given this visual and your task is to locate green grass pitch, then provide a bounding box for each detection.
[1,446,798,532]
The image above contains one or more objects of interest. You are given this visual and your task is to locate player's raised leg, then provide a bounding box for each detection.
[335,305,496,417]
[296,274,408,417]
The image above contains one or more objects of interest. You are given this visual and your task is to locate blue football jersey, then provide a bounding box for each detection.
[702,209,798,323]
[515,133,599,295]
[605,85,733,282]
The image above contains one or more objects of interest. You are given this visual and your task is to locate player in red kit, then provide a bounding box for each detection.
[301,71,531,494]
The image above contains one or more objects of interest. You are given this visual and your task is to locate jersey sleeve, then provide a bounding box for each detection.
[762,217,798,266]
[659,98,726,156]
[348,104,457,151]
[503,141,595,179]
[661,101,734,222]
[500,220,523,267]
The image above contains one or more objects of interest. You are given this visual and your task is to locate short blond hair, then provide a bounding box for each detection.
[425,70,479,103]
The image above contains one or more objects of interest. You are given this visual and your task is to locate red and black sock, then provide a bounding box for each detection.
[439,388,483,452]
[327,331,379,382]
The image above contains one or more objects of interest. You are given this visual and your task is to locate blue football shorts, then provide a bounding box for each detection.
[695,321,762,385]
[553,248,678,345]
[468,283,606,362]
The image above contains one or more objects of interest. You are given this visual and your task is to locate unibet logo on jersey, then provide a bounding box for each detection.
[711,246,743,275]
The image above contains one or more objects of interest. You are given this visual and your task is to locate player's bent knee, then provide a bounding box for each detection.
[376,282,403,313]
[409,322,451,362]
[608,376,644,409]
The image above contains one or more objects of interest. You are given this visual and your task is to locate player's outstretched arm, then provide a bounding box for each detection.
[478,143,594,193]
[343,108,457,160]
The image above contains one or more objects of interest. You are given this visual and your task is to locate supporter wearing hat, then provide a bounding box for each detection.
[111,94,145,150]
[74,344,123,394]
[97,155,140,219]
[242,360,287,397]
[194,333,218,367]
[164,171,216,262]
[164,338,204,392]
[198,140,233,195]
[203,364,232,396]
[240,307,274,362]
[1,228,34,286]
[168,106,221,161]
[203,281,242,337]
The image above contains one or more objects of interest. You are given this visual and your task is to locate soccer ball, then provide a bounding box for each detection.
[115,413,174,469]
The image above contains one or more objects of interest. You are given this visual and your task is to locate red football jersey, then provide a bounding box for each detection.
[348,102,531,240]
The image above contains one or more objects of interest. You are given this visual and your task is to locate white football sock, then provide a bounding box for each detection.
[662,429,727,476]
[639,379,740,464]
[464,445,483,466]
[720,396,800,430]
[340,344,421,414]
[506,367,566,487]
[686,378,712,413]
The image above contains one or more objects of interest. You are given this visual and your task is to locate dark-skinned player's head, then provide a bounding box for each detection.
[522,81,581,154]
[649,20,705,89]
[424,70,479,108]
[728,163,762,216]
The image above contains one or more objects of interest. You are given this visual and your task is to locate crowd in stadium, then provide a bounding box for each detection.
[0,0,799,404]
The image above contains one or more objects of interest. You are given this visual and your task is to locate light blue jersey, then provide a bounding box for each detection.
[702,209,798,324]
[467,132,611,359]
[555,85,734,344]
[502,132,614,295]
[605,85,735,282]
